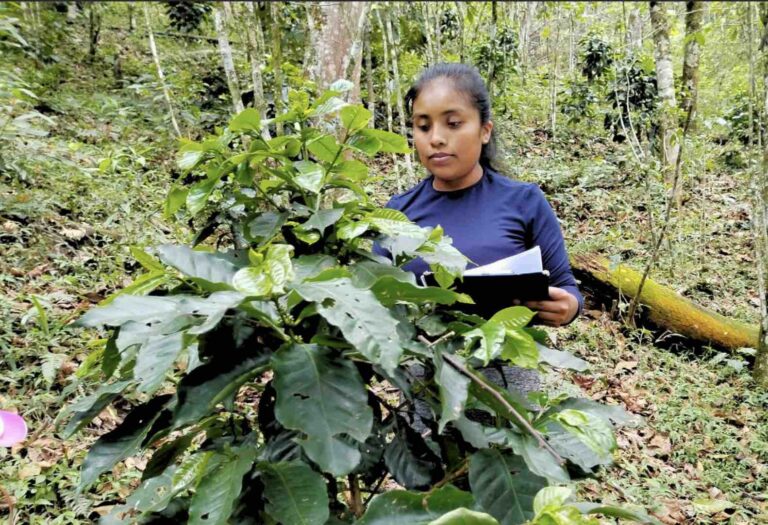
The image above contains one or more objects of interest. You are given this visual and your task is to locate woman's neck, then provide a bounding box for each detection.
[431,163,484,192]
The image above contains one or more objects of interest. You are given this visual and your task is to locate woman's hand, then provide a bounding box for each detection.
[515,287,579,327]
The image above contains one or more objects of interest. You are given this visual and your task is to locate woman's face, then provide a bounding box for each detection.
[411,79,493,191]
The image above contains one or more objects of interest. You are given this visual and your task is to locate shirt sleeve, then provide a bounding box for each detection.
[527,185,583,324]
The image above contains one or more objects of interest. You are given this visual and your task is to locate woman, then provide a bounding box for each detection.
[376,63,583,398]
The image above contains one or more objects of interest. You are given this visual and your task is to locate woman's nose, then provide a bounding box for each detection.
[429,126,446,147]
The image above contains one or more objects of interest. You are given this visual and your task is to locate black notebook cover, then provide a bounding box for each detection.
[423,272,550,318]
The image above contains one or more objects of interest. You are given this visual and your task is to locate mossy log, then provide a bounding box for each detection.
[570,253,759,351]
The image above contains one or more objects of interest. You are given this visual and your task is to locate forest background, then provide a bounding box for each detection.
[1,1,767,524]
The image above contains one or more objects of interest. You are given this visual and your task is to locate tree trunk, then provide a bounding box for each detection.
[423,3,436,66]
[754,3,768,386]
[680,1,705,131]
[244,2,270,139]
[549,4,560,137]
[384,5,415,185]
[127,3,134,32]
[650,1,679,179]
[88,4,102,62]
[628,7,643,52]
[571,253,759,352]
[307,1,369,93]
[270,2,284,135]
[67,2,79,24]
[455,1,465,63]
[143,5,181,138]
[213,6,244,115]
[366,21,375,128]
[434,3,442,61]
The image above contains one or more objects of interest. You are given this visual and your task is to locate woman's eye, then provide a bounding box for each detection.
[417,125,430,132]
[448,121,462,128]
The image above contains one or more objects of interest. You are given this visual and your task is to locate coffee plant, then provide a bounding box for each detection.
[165,0,211,33]
[65,82,658,524]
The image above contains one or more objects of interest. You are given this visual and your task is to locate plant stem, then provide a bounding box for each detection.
[418,334,565,466]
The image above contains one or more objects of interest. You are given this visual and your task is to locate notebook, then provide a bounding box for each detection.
[422,247,550,317]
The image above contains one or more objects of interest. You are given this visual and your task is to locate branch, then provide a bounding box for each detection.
[417,334,565,466]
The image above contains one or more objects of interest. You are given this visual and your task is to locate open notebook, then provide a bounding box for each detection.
[423,246,550,317]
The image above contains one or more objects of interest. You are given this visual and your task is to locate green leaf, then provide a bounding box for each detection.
[310,95,348,117]
[329,79,354,92]
[173,352,269,428]
[77,295,181,327]
[466,322,506,365]
[537,345,589,371]
[299,208,345,234]
[469,449,547,525]
[505,432,570,484]
[340,105,372,131]
[370,277,471,307]
[101,271,168,306]
[429,509,500,525]
[358,128,410,153]
[291,254,338,284]
[247,211,287,244]
[142,432,197,482]
[488,307,536,330]
[134,331,189,394]
[573,503,660,524]
[332,159,368,181]
[80,395,171,489]
[157,244,241,287]
[294,160,325,193]
[347,133,382,156]
[292,279,403,374]
[272,344,373,476]
[165,184,188,218]
[232,267,272,297]
[348,260,417,288]
[533,487,574,514]
[63,381,132,437]
[186,175,219,216]
[359,486,474,525]
[434,353,470,432]
[384,418,444,489]
[308,135,342,163]
[100,468,176,523]
[337,219,370,240]
[260,461,330,525]
[188,446,257,525]
[500,329,539,369]
[229,108,262,133]
[177,144,204,172]
[550,409,616,460]
[172,450,213,493]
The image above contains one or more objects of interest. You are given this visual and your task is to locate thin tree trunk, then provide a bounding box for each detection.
[628,7,643,52]
[88,4,102,62]
[434,3,442,61]
[549,5,560,137]
[680,1,705,131]
[213,6,244,115]
[143,5,181,138]
[244,1,270,139]
[749,3,756,149]
[384,5,414,185]
[366,21,375,128]
[650,1,679,179]
[423,3,436,66]
[455,1,465,63]
[127,3,134,32]
[753,2,768,386]
[377,9,400,192]
[270,2,284,135]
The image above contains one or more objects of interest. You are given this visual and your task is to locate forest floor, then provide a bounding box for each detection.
[2,41,767,525]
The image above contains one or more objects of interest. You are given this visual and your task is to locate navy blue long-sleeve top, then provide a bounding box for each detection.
[374,168,583,322]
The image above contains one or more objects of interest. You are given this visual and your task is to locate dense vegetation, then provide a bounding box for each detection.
[1,2,766,524]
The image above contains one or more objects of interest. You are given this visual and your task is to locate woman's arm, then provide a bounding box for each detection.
[522,186,583,326]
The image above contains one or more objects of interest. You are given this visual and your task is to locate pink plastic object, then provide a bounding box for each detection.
[0,410,27,447]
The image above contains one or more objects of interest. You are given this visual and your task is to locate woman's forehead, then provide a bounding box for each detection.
[412,80,474,117]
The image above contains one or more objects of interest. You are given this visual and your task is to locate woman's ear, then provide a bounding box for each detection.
[481,121,493,144]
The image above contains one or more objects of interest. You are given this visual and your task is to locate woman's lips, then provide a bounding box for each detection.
[429,153,453,165]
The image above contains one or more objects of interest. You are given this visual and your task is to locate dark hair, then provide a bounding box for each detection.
[404,62,498,170]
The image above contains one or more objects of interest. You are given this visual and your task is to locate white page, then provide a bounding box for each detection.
[463,246,543,276]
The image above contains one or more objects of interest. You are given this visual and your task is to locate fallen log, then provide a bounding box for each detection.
[570,253,759,351]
